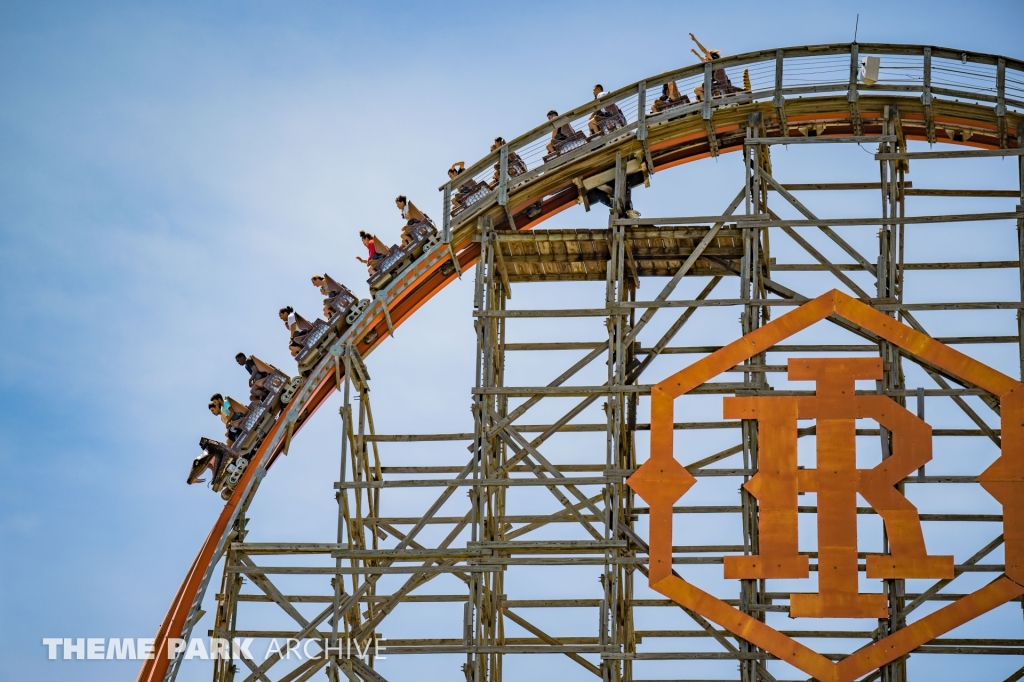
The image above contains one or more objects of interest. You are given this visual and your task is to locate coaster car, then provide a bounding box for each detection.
[188,437,250,500]
[292,277,370,375]
[294,316,336,376]
[542,129,588,163]
[711,78,744,98]
[320,275,370,329]
[232,365,301,451]
[367,221,440,294]
[589,104,628,137]
[695,68,745,101]
[491,152,528,186]
[192,360,302,498]
[249,361,300,409]
[715,65,744,93]
[651,81,692,116]
[231,396,275,454]
[451,178,492,216]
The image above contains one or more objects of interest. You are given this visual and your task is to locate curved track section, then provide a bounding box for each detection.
[139,42,1023,682]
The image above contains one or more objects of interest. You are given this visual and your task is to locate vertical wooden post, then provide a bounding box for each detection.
[922,47,935,144]
[603,168,630,681]
[702,61,719,157]
[467,218,488,682]
[848,43,863,135]
[878,105,909,682]
[743,129,752,218]
[469,216,505,682]
[739,115,769,682]
[997,58,1007,149]
[773,49,787,134]
[498,146,517,231]
[492,223,507,682]
[1017,123,1024,381]
[621,252,637,682]
[351,359,369,640]
[637,81,653,176]
[702,62,713,121]
[212,515,245,682]
[497,146,508,208]
[443,182,453,244]
[329,348,353,681]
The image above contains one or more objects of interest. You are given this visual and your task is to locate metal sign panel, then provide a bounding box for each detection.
[629,289,1024,682]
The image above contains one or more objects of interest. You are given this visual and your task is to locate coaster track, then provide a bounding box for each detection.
[138,41,1023,682]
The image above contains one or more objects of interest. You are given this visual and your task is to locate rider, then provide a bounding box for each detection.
[235,352,276,401]
[651,81,689,113]
[311,273,348,317]
[208,393,249,445]
[690,33,742,101]
[448,161,488,211]
[490,137,527,183]
[279,306,314,356]
[588,84,626,135]
[356,231,390,275]
[545,110,578,154]
[395,195,431,247]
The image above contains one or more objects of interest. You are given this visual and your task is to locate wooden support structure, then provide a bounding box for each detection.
[166,42,1024,682]
[877,104,909,682]
[212,145,1024,677]
[469,220,509,681]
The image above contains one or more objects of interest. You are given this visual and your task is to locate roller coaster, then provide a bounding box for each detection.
[140,42,1024,682]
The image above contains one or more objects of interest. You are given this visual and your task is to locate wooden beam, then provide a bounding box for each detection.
[776,182,907,191]
[745,135,894,145]
[503,609,602,676]
[618,211,1020,227]
[905,189,1019,197]
[875,148,1024,160]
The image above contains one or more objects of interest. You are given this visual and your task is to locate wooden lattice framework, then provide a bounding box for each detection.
[136,42,1024,682]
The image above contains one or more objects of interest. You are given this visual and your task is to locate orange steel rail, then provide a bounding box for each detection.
[137,76,1021,682]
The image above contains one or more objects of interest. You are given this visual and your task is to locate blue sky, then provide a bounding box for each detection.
[1,1,1022,680]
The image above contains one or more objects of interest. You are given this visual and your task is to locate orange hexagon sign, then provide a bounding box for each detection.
[627,289,1024,682]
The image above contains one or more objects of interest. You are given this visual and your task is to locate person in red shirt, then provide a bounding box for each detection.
[356,231,390,275]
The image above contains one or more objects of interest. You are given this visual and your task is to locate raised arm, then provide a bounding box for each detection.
[689,33,710,58]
